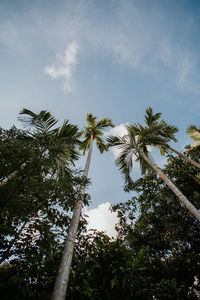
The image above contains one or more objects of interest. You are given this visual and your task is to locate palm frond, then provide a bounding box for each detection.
[187,125,200,142]
[96,118,114,130]
[145,107,162,126]
[79,138,90,155]
[86,113,97,127]
[144,107,178,144]
[96,136,108,153]
[54,120,80,144]
[19,109,58,132]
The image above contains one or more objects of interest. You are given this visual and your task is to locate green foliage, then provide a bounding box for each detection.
[0,124,89,300]
[112,148,200,299]
[1,111,200,299]
[107,122,169,183]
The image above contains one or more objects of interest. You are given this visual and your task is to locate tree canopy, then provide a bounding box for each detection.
[0,109,200,299]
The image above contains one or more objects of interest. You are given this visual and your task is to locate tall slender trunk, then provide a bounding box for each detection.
[0,162,27,186]
[140,151,200,223]
[169,146,200,169]
[51,136,94,300]
[191,175,200,185]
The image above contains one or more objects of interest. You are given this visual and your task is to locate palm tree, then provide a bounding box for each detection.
[0,109,79,186]
[187,125,200,148]
[107,123,200,223]
[51,113,114,300]
[0,109,80,265]
[144,107,200,169]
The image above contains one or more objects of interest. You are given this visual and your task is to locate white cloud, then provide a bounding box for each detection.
[45,41,79,92]
[84,202,119,238]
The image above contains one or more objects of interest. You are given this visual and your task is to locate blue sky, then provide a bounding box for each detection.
[1,0,200,233]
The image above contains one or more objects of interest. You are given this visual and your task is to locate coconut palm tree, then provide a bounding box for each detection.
[107,123,200,223]
[0,109,79,186]
[187,125,200,148]
[51,113,114,300]
[144,107,200,169]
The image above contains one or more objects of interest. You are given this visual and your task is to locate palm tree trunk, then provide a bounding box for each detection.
[140,151,200,223]
[168,146,200,169]
[51,136,94,300]
[0,162,27,186]
[191,175,200,185]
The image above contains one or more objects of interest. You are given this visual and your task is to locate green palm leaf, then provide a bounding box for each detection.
[187,125,200,141]
[19,108,58,133]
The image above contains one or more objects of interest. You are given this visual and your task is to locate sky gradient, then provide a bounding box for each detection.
[1,0,200,235]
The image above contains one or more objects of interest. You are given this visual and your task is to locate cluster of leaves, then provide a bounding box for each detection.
[0,126,89,299]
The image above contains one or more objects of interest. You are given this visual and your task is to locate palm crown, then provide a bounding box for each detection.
[79,113,114,155]
[187,125,200,148]
[19,108,80,177]
[107,123,169,183]
[143,107,178,155]
[107,107,179,183]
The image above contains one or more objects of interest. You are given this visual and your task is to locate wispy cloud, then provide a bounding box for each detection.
[84,202,119,238]
[1,0,200,95]
[45,41,79,92]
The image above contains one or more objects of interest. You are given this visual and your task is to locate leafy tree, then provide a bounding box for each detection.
[0,109,81,266]
[52,113,114,300]
[1,126,199,299]
[0,109,80,186]
[0,123,87,299]
[112,148,200,299]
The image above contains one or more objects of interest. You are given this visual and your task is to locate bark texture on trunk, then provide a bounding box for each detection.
[169,146,200,169]
[0,162,27,186]
[191,175,200,185]
[141,151,200,223]
[51,137,93,300]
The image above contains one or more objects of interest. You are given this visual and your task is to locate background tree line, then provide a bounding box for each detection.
[0,108,200,299]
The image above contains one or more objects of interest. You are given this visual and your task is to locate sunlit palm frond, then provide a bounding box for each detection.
[187,125,200,142]
[96,136,107,154]
[86,113,97,127]
[96,118,114,130]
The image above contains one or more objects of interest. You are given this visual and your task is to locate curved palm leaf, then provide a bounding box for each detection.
[18,108,80,179]
[107,124,157,183]
[187,125,200,148]
[19,108,58,133]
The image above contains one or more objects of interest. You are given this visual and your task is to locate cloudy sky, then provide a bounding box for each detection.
[1,0,200,236]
